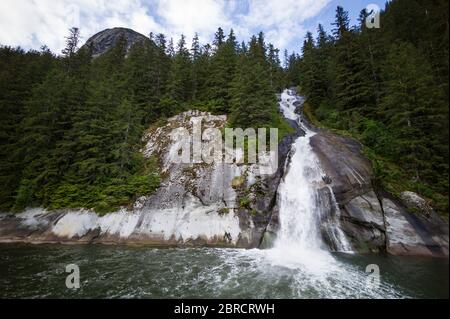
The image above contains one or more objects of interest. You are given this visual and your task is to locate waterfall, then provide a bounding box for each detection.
[272,89,352,266]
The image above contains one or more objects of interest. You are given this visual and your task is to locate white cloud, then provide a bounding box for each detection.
[239,0,331,51]
[0,0,161,53]
[156,0,233,43]
[0,0,330,54]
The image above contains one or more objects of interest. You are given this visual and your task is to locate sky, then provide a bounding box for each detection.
[0,0,387,57]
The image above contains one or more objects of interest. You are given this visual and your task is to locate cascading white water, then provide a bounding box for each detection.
[214,90,403,298]
[270,89,352,268]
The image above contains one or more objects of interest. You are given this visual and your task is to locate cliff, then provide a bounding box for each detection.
[0,110,296,247]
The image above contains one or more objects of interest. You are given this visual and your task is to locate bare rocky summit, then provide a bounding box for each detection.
[82,27,150,57]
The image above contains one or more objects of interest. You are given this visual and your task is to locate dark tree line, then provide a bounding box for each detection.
[286,0,449,213]
[2,0,446,215]
[0,27,289,213]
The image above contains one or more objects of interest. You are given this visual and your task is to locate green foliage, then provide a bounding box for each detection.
[229,35,279,129]
[250,209,259,216]
[269,109,295,140]
[13,179,36,212]
[292,0,449,214]
[0,26,291,214]
[231,176,245,189]
[218,208,230,216]
[47,157,160,215]
[239,196,251,209]
[0,46,55,210]
[0,32,162,214]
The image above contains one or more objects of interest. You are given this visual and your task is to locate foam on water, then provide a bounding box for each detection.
[211,248,406,298]
[214,89,400,298]
[1,245,429,298]
[275,90,352,259]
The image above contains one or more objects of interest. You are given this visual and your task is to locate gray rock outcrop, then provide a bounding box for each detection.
[310,129,448,257]
[82,27,150,57]
[0,110,296,248]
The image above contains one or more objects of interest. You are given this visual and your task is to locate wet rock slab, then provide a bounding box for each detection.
[310,129,448,257]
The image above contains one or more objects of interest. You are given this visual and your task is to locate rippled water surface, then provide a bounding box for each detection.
[0,244,448,298]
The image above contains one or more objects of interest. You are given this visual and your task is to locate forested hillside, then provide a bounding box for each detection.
[0,0,448,216]
[286,0,449,214]
[0,27,288,213]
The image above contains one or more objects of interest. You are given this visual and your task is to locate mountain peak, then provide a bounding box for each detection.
[83,27,150,57]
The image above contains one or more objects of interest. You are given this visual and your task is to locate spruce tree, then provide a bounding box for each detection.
[206,28,238,113]
[167,34,192,102]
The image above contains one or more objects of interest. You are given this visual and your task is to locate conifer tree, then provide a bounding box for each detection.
[206,28,238,113]
[167,34,192,102]
[190,33,201,101]
[380,42,448,186]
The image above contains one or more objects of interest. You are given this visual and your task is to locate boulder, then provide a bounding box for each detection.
[309,130,386,252]
[382,197,448,257]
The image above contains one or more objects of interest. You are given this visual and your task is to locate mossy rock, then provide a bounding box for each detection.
[218,208,230,216]
[260,231,277,249]
[231,176,245,189]
[250,209,259,216]
[239,197,251,209]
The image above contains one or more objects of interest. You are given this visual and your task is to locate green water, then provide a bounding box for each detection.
[0,244,448,299]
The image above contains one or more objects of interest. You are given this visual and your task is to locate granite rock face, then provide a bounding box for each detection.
[310,129,448,256]
[310,131,373,204]
[82,28,150,57]
[0,110,295,248]
[382,197,449,256]
[141,110,298,247]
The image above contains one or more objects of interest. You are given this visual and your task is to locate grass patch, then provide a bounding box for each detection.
[239,196,251,209]
[218,208,230,216]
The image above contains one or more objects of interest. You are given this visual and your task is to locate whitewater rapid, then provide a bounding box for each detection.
[224,89,405,298]
[273,89,352,263]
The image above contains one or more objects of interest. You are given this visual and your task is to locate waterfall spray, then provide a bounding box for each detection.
[271,89,352,267]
